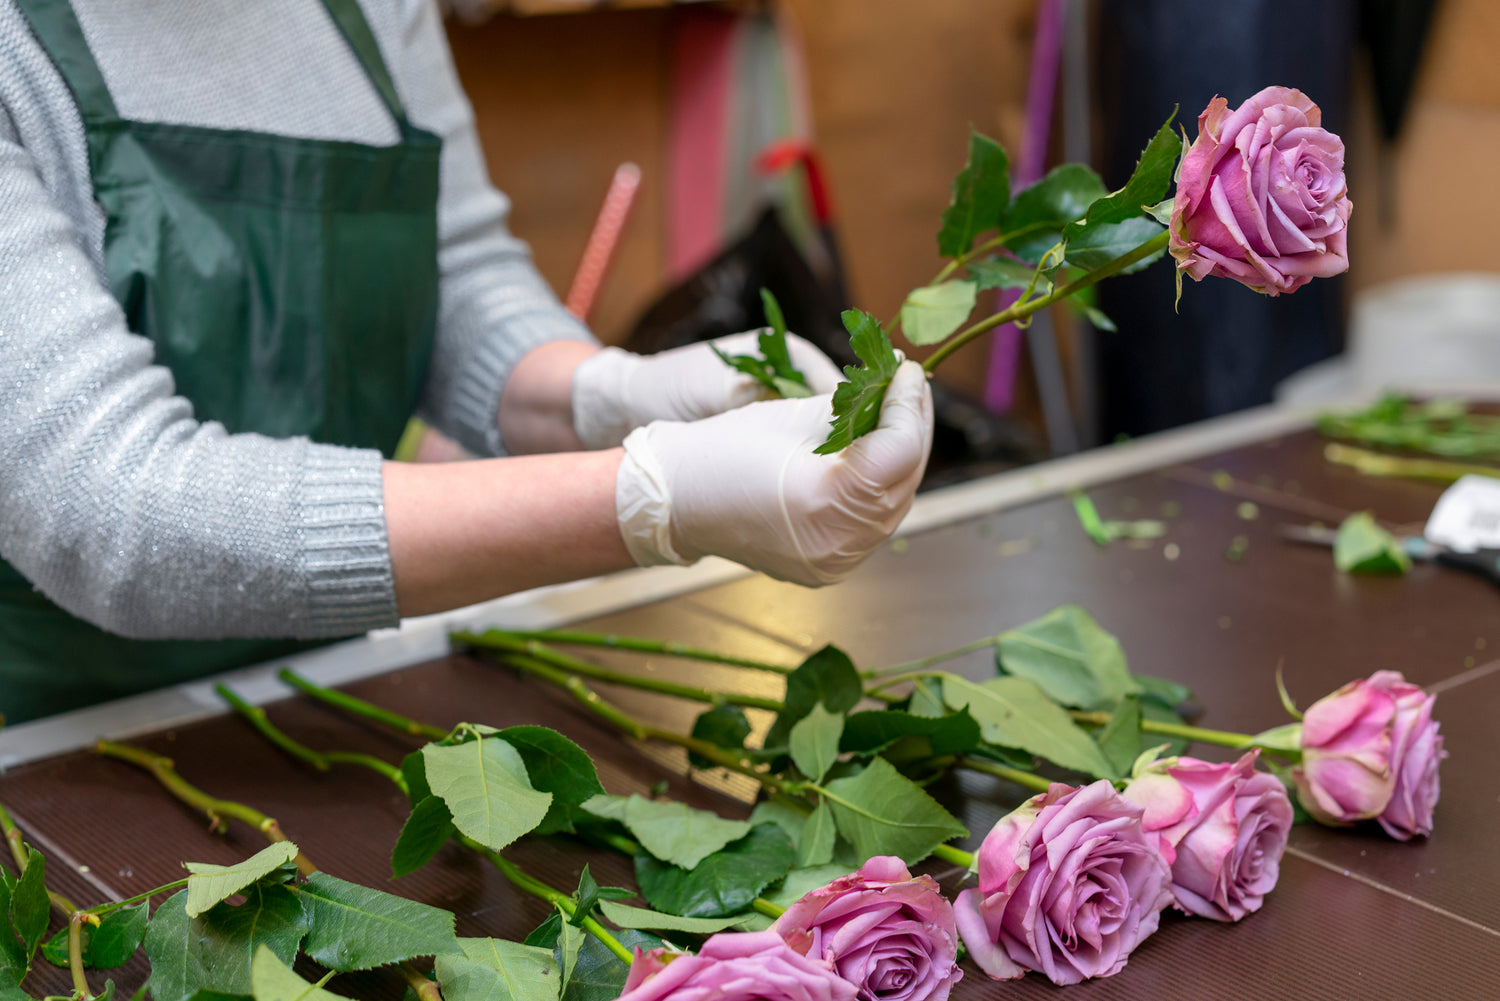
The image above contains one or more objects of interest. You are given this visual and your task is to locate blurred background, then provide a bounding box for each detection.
[434,0,1491,482]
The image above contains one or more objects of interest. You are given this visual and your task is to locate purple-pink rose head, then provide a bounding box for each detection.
[1292,670,1444,839]
[1169,85,1351,296]
[952,780,1172,986]
[1121,751,1293,922]
[618,930,857,1001]
[772,856,961,1001]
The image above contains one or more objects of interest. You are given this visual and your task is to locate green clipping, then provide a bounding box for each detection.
[899,280,978,346]
[183,843,300,918]
[820,758,968,865]
[1334,511,1412,574]
[937,130,1011,259]
[634,825,795,919]
[816,311,901,455]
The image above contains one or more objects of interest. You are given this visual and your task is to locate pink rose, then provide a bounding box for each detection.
[952,780,1172,986]
[1169,86,1351,296]
[1121,751,1293,921]
[618,931,856,1001]
[773,856,961,1001]
[1291,670,1444,837]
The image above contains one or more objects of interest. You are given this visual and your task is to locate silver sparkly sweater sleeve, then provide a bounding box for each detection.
[0,0,588,639]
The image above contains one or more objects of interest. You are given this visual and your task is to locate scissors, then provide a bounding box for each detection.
[1280,524,1500,591]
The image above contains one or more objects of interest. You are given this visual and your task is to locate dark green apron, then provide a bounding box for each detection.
[2,0,440,723]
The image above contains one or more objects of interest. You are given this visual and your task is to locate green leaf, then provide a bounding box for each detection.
[795,802,836,867]
[1135,674,1192,708]
[583,795,752,872]
[1094,696,1143,779]
[1139,698,1191,758]
[422,738,553,852]
[746,801,805,844]
[392,796,458,879]
[291,873,459,972]
[1334,511,1412,574]
[938,130,1010,258]
[688,705,753,770]
[558,931,662,1001]
[790,703,844,783]
[569,866,632,929]
[0,871,25,986]
[966,257,1041,292]
[401,751,432,806]
[762,865,854,910]
[181,990,249,1001]
[146,887,309,1001]
[712,346,780,396]
[757,289,805,392]
[1070,490,1112,546]
[635,825,795,918]
[555,918,586,998]
[840,709,982,758]
[248,945,347,1001]
[1061,216,1166,273]
[1062,114,1179,244]
[42,903,150,970]
[1247,722,1304,755]
[596,902,747,935]
[816,311,901,456]
[899,281,978,346]
[183,843,301,919]
[1002,163,1108,263]
[906,680,947,719]
[496,726,606,836]
[1145,196,1175,226]
[943,674,1115,778]
[10,847,47,966]
[765,645,863,753]
[820,757,967,865]
[522,912,562,951]
[435,939,559,1001]
[995,605,1140,711]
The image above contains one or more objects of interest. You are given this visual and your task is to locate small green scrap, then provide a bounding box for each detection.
[1225,535,1249,562]
[1070,490,1167,546]
[1333,511,1411,575]
[1236,502,1260,521]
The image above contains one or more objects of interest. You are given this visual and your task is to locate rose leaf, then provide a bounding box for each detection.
[820,758,968,865]
[937,129,1011,259]
[816,310,901,455]
[899,280,979,346]
[995,604,1140,711]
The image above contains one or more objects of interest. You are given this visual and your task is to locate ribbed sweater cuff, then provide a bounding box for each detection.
[449,306,596,458]
[296,446,399,638]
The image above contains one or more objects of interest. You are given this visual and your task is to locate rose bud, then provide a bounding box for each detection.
[617,931,856,1001]
[1292,671,1410,826]
[1169,85,1351,296]
[1374,672,1445,840]
[1122,751,1293,921]
[953,780,1172,986]
[773,856,961,1001]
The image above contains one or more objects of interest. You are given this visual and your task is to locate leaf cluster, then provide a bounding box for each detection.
[1318,394,1500,460]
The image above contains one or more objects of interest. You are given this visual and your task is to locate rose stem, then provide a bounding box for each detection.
[1323,442,1500,484]
[454,628,796,676]
[1067,711,1259,749]
[953,757,1052,793]
[922,230,1169,373]
[275,669,449,742]
[466,636,785,712]
[214,685,405,788]
[0,799,80,915]
[214,686,634,967]
[94,740,444,1000]
[864,635,1005,680]
[930,845,974,869]
[1,800,101,999]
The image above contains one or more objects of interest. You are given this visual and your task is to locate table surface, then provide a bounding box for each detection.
[4,416,1497,1000]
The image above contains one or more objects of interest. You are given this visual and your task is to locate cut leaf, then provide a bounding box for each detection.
[789,703,844,783]
[422,738,553,852]
[943,674,1115,778]
[292,873,460,972]
[765,645,863,753]
[249,945,347,1001]
[899,281,978,346]
[1334,511,1412,574]
[995,604,1140,711]
[183,843,301,919]
[146,887,309,1001]
[816,311,901,455]
[635,825,795,919]
[597,902,747,935]
[796,801,836,868]
[938,130,1011,258]
[820,757,968,864]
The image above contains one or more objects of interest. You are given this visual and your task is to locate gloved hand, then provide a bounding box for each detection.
[571,332,844,450]
[615,360,933,586]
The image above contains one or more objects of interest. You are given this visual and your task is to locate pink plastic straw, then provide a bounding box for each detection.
[566,162,642,322]
[983,0,1065,413]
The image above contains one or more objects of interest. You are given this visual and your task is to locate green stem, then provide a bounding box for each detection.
[474,636,785,713]
[1069,711,1254,748]
[865,636,1002,680]
[955,756,1053,794]
[276,668,449,742]
[930,844,974,869]
[466,837,632,965]
[93,740,317,877]
[0,799,80,917]
[69,911,94,998]
[752,897,785,919]
[216,685,406,791]
[506,653,799,795]
[922,230,1169,373]
[863,670,942,699]
[85,880,189,917]
[1322,442,1500,484]
[397,963,446,1001]
[456,629,795,676]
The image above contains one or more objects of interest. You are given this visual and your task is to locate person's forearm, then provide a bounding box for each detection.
[495,340,599,455]
[383,449,631,617]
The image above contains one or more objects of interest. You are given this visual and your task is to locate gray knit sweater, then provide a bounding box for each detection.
[0,0,595,640]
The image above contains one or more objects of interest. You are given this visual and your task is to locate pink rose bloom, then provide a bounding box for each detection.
[1169,85,1351,296]
[1121,751,1293,921]
[952,780,1172,986]
[1291,670,1445,836]
[618,930,856,1001]
[772,856,961,1001]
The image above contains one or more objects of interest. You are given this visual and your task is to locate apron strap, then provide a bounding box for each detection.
[13,0,121,123]
[321,0,412,128]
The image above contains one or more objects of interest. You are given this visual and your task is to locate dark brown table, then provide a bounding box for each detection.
[4,407,1497,1000]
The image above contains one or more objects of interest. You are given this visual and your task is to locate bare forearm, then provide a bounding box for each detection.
[496,340,599,455]
[383,450,630,617]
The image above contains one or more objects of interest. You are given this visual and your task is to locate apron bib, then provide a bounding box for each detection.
[3,0,440,722]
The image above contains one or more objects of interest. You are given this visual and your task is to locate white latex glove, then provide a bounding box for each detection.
[571,332,844,450]
[616,360,933,586]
